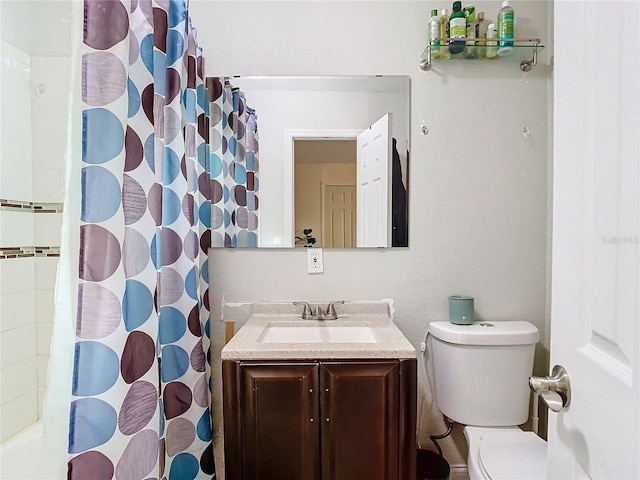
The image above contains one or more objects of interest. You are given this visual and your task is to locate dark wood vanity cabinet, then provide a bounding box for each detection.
[238,362,320,480]
[222,359,416,480]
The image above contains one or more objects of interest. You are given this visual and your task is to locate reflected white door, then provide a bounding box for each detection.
[322,184,356,248]
[356,113,392,248]
[549,1,640,478]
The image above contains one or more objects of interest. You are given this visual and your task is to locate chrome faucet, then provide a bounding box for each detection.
[293,302,315,319]
[293,301,344,320]
[324,300,344,320]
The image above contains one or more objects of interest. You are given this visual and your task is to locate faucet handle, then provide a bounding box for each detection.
[293,302,312,319]
[326,300,345,319]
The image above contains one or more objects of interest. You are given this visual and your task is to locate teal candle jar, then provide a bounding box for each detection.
[448,295,474,325]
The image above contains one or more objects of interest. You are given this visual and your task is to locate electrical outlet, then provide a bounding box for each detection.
[307,248,324,274]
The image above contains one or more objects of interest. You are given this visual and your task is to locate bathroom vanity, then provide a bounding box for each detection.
[221,302,417,480]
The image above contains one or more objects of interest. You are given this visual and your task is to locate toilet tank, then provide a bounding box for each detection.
[429,321,539,427]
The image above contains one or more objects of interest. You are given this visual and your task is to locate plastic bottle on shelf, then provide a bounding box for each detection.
[464,5,476,58]
[449,1,466,55]
[439,8,451,59]
[476,11,488,59]
[497,0,514,56]
[429,9,441,58]
[486,22,498,58]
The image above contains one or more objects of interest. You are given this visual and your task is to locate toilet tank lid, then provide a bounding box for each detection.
[429,321,539,346]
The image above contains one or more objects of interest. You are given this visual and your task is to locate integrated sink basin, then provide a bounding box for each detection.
[259,324,377,344]
[220,301,417,360]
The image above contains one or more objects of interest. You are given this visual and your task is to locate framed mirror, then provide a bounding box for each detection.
[214,75,410,248]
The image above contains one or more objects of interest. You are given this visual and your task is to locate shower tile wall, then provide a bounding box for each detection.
[0,39,68,442]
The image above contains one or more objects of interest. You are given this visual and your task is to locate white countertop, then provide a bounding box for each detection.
[221,302,416,360]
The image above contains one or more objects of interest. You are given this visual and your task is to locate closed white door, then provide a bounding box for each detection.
[322,184,356,248]
[549,1,640,478]
[356,113,392,248]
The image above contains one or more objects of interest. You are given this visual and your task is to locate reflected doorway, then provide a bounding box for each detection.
[294,139,357,248]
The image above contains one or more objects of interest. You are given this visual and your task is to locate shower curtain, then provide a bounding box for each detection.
[67,1,215,478]
[206,77,260,247]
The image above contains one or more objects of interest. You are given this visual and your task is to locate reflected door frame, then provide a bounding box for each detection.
[284,129,362,247]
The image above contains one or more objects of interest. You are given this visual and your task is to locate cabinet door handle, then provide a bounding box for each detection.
[325,418,330,422]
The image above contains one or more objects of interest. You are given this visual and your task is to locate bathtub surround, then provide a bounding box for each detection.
[0,29,67,440]
[0,198,62,441]
[0,184,63,440]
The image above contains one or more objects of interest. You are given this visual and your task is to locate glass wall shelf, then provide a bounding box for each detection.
[419,38,544,72]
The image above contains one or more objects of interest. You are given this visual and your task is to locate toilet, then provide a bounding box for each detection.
[429,320,548,480]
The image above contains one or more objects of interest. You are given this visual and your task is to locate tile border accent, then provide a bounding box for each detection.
[1,200,64,259]
[0,199,64,213]
[0,246,60,259]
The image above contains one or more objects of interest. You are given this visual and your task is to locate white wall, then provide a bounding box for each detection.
[193,0,551,472]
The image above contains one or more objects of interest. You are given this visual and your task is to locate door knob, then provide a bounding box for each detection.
[529,365,571,412]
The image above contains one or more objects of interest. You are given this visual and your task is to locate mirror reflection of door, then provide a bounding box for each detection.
[293,113,398,248]
[323,184,356,248]
[294,139,357,248]
[356,113,392,248]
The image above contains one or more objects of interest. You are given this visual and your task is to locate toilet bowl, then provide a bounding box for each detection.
[429,321,547,480]
[464,426,547,480]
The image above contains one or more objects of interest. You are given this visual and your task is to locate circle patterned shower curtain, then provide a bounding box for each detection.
[68,1,215,478]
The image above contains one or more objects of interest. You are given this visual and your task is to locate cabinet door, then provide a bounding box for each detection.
[320,361,400,480]
[239,363,320,480]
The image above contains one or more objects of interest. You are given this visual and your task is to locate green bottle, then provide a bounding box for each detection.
[449,1,466,55]
[464,5,476,58]
[429,9,440,58]
[497,0,514,56]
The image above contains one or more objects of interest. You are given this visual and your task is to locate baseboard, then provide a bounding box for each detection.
[449,464,470,480]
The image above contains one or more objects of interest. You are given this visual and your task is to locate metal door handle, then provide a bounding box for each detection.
[529,365,571,412]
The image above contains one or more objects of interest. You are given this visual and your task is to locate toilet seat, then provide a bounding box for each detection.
[478,430,547,480]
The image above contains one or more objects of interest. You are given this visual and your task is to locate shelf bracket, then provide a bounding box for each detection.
[520,40,540,72]
[419,45,432,71]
